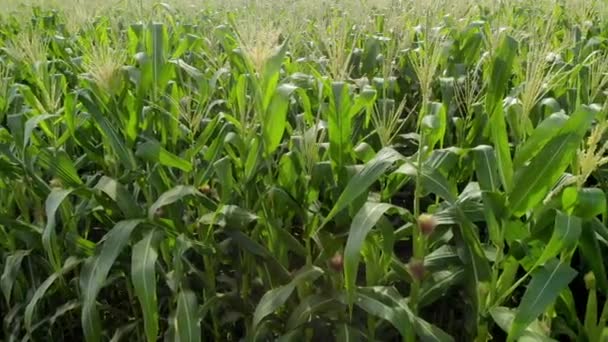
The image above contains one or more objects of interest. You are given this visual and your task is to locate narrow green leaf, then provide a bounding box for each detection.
[23,114,58,149]
[110,322,138,342]
[490,307,556,342]
[344,202,393,305]
[174,290,201,342]
[473,145,502,243]
[536,211,581,266]
[25,257,81,333]
[395,163,457,203]
[419,268,465,307]
[95,176,141,218]
[336,324,365,342]
[78,90,137,170]
[286,294,339,330]
[509,259,577,340]
[473,145,500,192]
[328,82,353,170]
[252,265,323,329]
[513,113,568,169]
[486,35,518,191]
[508,106,596,216]
[322,148,403,228]
[132,230,160,342]
[353,289,408,336]
[43,188,74,271]
[37,148,83,187]
[263,83,298,155]
[80,220,143,342]
[136,140,192,172]
[148,185,199,220]
[356,287,454,341]
[580,219,608,293]
[1,250,30,304]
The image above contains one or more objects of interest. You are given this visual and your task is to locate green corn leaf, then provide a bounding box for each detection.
[148,185,199,220]
[80,220,143,342]
[473,145,502,243]
[562,187,607,219]
[485,35,518,191]
[37,148,83,187]
[43,188,74,272]
[225,230,291,282]
[110,322,138,342]
[508,106,596,217]
[252,265,323,329]
[490,307,556,342]
[356,287,453,341]
[322,147,403,229]
[580,219,608,293]
[23,113,58,149]
[174,290,201,342]
[335,324,366,342]
[213,157,234,202]
[263,83,298,155]
[136,140,192,172]
[147,23,170,91]
[535,211,581,267]
[261,40,289,111]
[132,230,161,342]
[513,112,568,169]
[286,294,340,330]
[509,259,577,340]
[24,257,81,334]
[78,90,137,170]
[419,268,465,307]
[344,202,393,306]
[1,250,30,305]
[352,289,409,336]
[421,102,447,149]
[328,81,353,170]
[94,176,141,218]
[394,163,457,204]
[473,145,500,192]
[453,212,492,320]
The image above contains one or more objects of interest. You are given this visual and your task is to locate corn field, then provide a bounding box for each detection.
[2,0,608,340]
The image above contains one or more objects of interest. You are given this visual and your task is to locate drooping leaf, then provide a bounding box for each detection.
[148,185,199,219]
[508,106,596,216]
[355,287,454,341]
[136,140,192,172]
[1,250,30,305]
[25,257,81,333]
[80,220,143,342]
[322,148,403,228]
[513,112,568,169]
[95,176,141,218]
[286,294,340,330]
[252,265,323,329]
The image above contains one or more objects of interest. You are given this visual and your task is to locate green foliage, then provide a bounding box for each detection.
[2,1,608,341]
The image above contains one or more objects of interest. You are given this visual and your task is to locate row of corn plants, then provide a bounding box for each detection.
[2,0,608,340]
